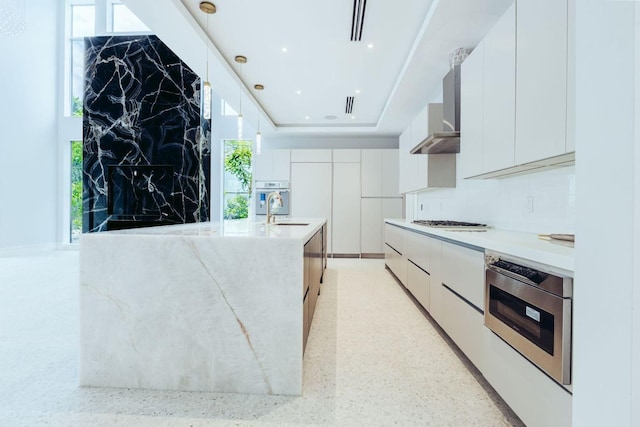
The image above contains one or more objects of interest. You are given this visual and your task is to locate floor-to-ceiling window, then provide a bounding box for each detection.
[223,140,252,220]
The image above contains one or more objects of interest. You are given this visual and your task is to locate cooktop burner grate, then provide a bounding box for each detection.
[411,220,487,228]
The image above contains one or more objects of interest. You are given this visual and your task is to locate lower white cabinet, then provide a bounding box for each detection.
[440,285,485,372]
[441,241,485,309]
[384,224,407,285]
[407,261,430,311]
[361,198,403,255]
[483,328,572,427]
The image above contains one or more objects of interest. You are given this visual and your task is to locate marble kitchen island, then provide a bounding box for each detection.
[79,218,326,396]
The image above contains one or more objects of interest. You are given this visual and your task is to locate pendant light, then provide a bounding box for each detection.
[237,93,243,140]
[256,118,262,155]
[199,2,216,119]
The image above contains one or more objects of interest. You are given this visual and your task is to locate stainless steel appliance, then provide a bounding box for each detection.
[255,181,290,216]
[485,252,573,385]
[410,64,461,154]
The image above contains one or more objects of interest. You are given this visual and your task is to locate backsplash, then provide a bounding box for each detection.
[414,165,575,234]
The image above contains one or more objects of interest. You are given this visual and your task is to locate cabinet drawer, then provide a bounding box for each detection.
[407,261,430,312]
[441,285,485,372]
[385,243,407,285]
[404,231,431,273]
[483,328,572,427]
[384,224,404,254]
[441,242,484,309]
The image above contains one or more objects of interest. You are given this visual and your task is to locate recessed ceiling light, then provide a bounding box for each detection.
[296,90,302,95]
[367,43,374,49]
[324,115,337,120]
[355,89,361,94]
[305,116,310,120]
[199,1,216,14]
[254,84,264,90]
[282,47,288,53]
[234,55,247,64]
[351,115,356,119]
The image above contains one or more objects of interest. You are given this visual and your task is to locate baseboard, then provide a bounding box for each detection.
[0,242,58,257]
[361,253,384,259]
[332,254,361,259]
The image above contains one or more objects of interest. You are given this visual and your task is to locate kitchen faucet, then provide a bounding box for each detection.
[266,191,283,224]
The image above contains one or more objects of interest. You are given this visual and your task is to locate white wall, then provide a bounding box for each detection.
[573,2,638,426]
[0,1,59,250]
[415,163,575,234]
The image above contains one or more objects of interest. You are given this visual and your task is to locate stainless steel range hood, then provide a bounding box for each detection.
[410,65,461,154]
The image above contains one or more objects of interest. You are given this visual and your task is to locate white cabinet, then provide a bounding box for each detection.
[253,148,290,181]
[361,149,399,197]
[332,162,361,255]
[407,261,430,311]
[483,4,516,173]
[459,42,484,179]
[384,224,407,285]
[398,127,415,194]
[441,242,485,309]
[410,103,443,148]
[361,198,402,255]
[483,329,572,427]
[460,4,516,178]
[333,149,360,163]
[290,149,332,163]
[515,0,568,164]
[291,162,333,252]
[440,286,485,372]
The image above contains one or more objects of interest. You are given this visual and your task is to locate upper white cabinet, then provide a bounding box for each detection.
[290,149,332,163]
[483,4,516,172]
[253,149,291,182]
[460,0,574,179]
[459,42,485,179]
[333,149,361,163]
[398,127,415,194]
[361,149,399,197]
[515,0,569,165]
[411,103,443,148]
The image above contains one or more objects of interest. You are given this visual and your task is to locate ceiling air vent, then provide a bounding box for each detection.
[345,96,355,114]
[350,0,367,41]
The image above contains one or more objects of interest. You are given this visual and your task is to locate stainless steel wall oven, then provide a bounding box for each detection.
[485,252,573,385]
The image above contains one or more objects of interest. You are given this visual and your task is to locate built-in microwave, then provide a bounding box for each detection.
[484,252,573,385]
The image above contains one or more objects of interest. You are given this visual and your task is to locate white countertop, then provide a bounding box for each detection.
[87,218,326,243]
[385,219,574,274]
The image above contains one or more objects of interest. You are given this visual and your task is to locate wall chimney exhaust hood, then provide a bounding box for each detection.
[411,65,461,154]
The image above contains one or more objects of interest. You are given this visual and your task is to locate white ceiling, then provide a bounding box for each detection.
[123,0,513,138]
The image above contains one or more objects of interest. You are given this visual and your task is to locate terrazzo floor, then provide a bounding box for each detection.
[0,251,523,426]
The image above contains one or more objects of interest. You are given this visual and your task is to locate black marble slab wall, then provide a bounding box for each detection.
[83,35,210,232]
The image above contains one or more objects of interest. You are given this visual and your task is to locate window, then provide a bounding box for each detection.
[70,141,83,242]
[223,140,252,220]
[69,2,95,117]
[108,0,149,32]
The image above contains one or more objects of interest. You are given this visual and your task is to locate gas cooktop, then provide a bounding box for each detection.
[411,220,488,231]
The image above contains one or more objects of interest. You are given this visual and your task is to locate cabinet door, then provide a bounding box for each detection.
[515,0,568,164]
[428,238,443,324]
[407,261,430,311]
[253,149,291,181]
[482,3,516,173]
[290,149,332,163]
[441,242,485,310]
[361,198,383,254]
[382,198,402,221]
[398,127,415,194]
[381,150,400,197]
[332,162,361,255]
[291,162,333,252]
[333,149,361,163]
[361,149,383,197]
[459,42,484,178]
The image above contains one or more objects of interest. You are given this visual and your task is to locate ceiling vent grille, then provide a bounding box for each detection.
[350,0,367,41]
[345,96,355,114]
